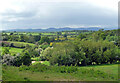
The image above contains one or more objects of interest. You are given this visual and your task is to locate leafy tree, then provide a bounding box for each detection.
[10,33,13,35]
[40,47,53,61]
[38,36,50,44]
[100,33,106,40]
[21,51,31,66]
[2,48,10,55]
[34,35,41,42]
[13,53,22,67]
[57,32,62,35]
[77,34,86,40]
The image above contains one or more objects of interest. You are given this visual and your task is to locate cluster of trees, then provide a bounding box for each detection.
[2,33,40,43]
[2,33,53,44]
[23,45,42,57]
[2,51,31,66]
[41,40,120,66]
[77,30,118,41]
[1,45,43,66]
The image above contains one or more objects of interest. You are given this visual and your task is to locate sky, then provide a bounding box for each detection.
[0,0,119,30]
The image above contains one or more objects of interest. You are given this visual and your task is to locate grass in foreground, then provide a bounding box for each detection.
[2,64,118,81]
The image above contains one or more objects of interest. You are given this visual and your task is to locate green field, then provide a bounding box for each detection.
[1,47,23,55]
[6,41,35,46]
[2,64,118,81]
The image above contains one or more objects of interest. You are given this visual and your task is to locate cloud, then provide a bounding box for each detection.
[0,0,118,30]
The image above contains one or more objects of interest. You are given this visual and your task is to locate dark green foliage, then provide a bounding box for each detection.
[21,51,31,66]
[2,52,31,66]
[13,53,23,67]
[49,42,77,66]
[38,36,50,44]
[39,44,49,50]
[2,48,10,55]
[19,63,78,73]
[23,45,40,57]
[10,33,13,35]
[1,42,10,47]
[19,63,50,72]
[34,35,41,42]
[77,34,86,40]
[57,32,62,35]
[55,66,78,73]
[46,40,119,66]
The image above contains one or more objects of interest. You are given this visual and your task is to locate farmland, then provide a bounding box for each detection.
[2,64,118,81]
[0,47,23,55]
[1,29,120,81]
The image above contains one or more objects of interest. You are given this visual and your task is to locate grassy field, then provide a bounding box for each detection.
[6,41,35,46]
[2,64,118,81]
[1,47,23,55]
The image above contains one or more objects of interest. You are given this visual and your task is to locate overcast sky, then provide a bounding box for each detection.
[0,0,119,30]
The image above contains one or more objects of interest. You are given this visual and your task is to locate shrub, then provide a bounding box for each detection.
[2,52,31,66]
[39,44,49,50]
[2,48,10,56]
[21,51,31,66]
[19,63,50,72]
[55,66,78,73]
[2,54,15,66]
[13,53,23,67]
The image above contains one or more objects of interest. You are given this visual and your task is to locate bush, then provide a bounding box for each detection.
[2,54,15,66]
[19,63,50,72]
[2,52,31,66]
[19,63,78,73]
[38,36,50,44]
[2,48,10,56]
[21,51,31,66]
[55,66,78,73]
[13,53,23,67]
[39,44,49,50]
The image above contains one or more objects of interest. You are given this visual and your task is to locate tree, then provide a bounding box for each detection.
[78,34,86,40]
[100,33,106,40]
[34,35,41,42]
[49,42,76,66]
[21,51,31,66]
[63,34,67,40]
[10,33,13,35]
[57,32,62,35]
[40,47,53,61]
[13,53,22,67]
[2,48,10,55]
[38,36,50,44]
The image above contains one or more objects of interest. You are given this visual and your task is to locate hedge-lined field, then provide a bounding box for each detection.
[6,41,35,46]
[1,47,23,55]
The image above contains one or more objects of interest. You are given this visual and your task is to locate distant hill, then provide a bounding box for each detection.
[2,27,116,32]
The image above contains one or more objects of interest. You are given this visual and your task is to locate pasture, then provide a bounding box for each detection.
[2,64,118,81]
[6,41,35,46]
[1,47,23,55]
